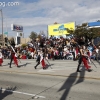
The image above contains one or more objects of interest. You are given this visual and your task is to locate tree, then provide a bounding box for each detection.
[21,43,27,48]
[66,28,74,37]
[73,23,88,37]
[38,31,46,39]
[70,23,100,41]
[66,23,100,45]
[97,20,100,22]
[29,31,37,40]
[54,22,58,24]
[20,33,23,37]
[37,34,42,40]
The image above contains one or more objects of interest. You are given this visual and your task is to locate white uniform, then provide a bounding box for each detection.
[0,51,3,66]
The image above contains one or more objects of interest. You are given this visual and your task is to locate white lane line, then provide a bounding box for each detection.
[0,88,45,99]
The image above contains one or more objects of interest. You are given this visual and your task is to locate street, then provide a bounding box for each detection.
[0,59,100,100]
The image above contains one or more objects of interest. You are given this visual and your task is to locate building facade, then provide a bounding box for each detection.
[0,34,31,46]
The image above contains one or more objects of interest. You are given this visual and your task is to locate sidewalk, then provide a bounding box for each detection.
[0,59,100,80]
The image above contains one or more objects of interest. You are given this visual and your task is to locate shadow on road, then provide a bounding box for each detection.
[6,62,31,68]
[0,86,17,100]
[18,62,31,68]
[58,66,85,100]
[46,64,54,69]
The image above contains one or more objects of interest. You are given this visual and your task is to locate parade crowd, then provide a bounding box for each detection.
[0,36,100,71]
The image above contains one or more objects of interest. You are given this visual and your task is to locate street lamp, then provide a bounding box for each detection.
[0,9,3,46]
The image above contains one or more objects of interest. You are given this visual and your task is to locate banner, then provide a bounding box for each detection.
[48,22,75,36]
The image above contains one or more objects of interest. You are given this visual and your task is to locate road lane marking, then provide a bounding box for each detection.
[0,88,46,99]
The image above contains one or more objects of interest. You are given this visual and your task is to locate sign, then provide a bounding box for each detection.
[11,24,23,32]
[4,32,8,35]
[48,22,75,36]
[88,22,100,28]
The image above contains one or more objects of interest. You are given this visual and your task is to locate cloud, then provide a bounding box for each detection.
[0,0,100,37]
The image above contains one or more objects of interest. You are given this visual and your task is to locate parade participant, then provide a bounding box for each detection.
[95,46,100,62]
[0,49,3,66]
[34,51,46,69]
[40,51,46,69]
[77,45,92,72]
[87,49,91,63]
[9,49,19,68]
[51,48,55,60]
[34,51,41,69]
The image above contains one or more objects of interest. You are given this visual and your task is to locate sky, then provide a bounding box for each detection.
[0,0,100,38]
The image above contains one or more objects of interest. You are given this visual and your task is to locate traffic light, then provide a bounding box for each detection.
[4,37,8,43]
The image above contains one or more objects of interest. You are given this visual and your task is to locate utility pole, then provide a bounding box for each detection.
[0,9,3,46]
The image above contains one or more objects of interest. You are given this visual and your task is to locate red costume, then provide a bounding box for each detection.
[0,52,3,66]
[34,51,46,69]
[14,53,18,66]
[77,45,92,72]
[41,59,46,68]
[82,56,91,70]
[40,53,46,69]
[9,50,18,68]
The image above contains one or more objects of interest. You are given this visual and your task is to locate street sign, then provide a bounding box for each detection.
[4,32,8,35]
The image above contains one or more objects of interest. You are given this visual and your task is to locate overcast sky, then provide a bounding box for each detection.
[0,0,100,38]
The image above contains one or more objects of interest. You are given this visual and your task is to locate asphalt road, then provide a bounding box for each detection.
[0,59,100,100]
[0,70,100,100]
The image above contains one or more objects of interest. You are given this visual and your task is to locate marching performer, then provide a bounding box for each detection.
[77,45,92,72]
[40,51,46,69]
[0,49,3,66]
[5,37,19,68]
[9,49,19,68]
[34,51,41,69]
[14,53,18,67]
[34,51,46,69]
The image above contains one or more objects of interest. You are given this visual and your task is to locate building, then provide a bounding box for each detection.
[0,34,31,46]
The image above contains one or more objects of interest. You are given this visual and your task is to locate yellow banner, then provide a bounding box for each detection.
[48,22,75,36]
